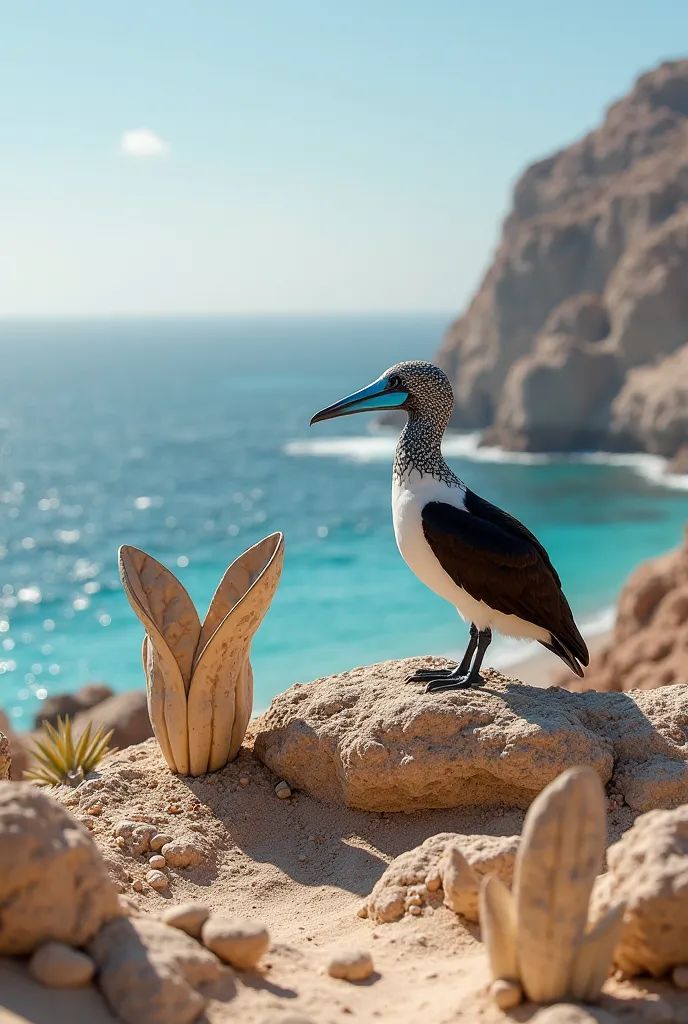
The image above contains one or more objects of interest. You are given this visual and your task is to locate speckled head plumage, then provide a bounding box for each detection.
[310,360,459,485]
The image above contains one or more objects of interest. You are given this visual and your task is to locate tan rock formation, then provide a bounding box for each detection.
[431,60,688,456]
[365,832,519,924]
[0,782,120,954]
[591,805,688,977]
[560,526,688,692]
[254,661,688,812]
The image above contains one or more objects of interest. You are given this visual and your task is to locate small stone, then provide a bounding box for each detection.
[357,905,368,919]
[239,777,250,787]
[326,949,374,982]
[86,805,102,816]
[490,978,523,1009]
[29,942,95,988]
[673,964,688,989]
[149,854,166,870]
[202,917,269,969]
[408,905,421,916]
[161,840,203,868]
[78,815,95,830]
[146,869,168,890]
[132,879,144,892]
[167,805,182,814]
[275,781,291,799]
[115,836,126,848]
[162,902,210,940]
[150,833,173,852]
[131,823,158,855]
[424,874,441,892]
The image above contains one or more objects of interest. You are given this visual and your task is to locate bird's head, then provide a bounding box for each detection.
[310,360,454,427]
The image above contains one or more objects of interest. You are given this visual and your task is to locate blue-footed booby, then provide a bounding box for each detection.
[310,360,588,691]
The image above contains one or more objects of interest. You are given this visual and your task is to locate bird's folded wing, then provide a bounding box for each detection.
[420,500,577,644]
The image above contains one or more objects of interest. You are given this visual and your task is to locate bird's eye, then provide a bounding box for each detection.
[389,375,401,389]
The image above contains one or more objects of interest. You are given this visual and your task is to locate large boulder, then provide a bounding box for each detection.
[0,783,120,954]
[591,806,688,976]
[72,690,153,751]
[253,661,688,813]
[610,343,688,456]
[34,681,115,729]
[560,527,688,693]
[88,917,222,1024]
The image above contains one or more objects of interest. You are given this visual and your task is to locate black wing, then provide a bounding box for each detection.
[421,492,588,674]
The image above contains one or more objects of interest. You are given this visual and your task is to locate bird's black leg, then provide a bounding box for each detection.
[407,624,478,683]
[424,628,492,692]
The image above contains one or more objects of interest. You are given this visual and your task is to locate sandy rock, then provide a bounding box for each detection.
[0,709,30,779]
[529,1006,618,1024]
[326,948,374,982]
[147,869,169,890]
[562,527,688,694]
[254,662,688,812]
[0,731,10,780]
[201,917,269,969]
[88,916,221,1024]
[29,942,95,988]
[490,978,523,1009]
[0,782,120,954]
[366,832,518,924]
[162,903,210,940]
[150,833,173,852]
[113,820,158,854]
[591,805,688,976]
[73,690,153,751]
[149,854,166,870]
[161,839,204,868]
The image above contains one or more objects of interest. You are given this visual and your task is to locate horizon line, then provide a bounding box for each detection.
[0,309,457,323]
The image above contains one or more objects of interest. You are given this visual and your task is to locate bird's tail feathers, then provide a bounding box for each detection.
[540,633,586,678]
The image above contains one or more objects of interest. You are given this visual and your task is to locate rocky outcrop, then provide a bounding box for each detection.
[591,805,688,976]
[72,690,153,751]
[365,832,519,924]
[0,782,121,954]
[253,660,688,812]
[561,527,688,692]
[432,60,688,456]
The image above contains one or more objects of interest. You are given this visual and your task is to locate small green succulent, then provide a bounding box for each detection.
[24,714,114,787]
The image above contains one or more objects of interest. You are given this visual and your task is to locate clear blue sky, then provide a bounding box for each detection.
[2,1,687,316]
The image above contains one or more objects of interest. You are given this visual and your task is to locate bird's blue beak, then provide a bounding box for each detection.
[310,377,408,425]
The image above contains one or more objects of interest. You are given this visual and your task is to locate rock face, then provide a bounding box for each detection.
[591,806,688,976]
[0,782,120,954]
[431,60,688,456]
[88,916,221,1024]
[365,832,519,924]
[560,527,688,692]
[253,661,688,813]
[72,690,153,751]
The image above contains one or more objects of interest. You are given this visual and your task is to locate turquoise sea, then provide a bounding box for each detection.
[2,315,688,730]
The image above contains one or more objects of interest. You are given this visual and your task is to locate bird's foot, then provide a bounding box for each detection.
[424,670,485,693]
[407,666,456,683]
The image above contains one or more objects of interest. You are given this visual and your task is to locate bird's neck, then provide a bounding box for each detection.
[393,412,460,486]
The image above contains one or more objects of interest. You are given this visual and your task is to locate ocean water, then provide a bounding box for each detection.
[2,315,688,731]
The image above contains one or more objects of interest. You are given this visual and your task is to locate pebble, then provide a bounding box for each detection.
[167,805,182,814]
[357,904,369,919]
[425,874,441,892]
[275,781,292,799]
[202,917,270,969]
[146,869,169,890]
[161,840,203,868]
[673,964,688,989]
[150,833,173,852]
[29,942,95,988]
[149,854,166,870]
[490,979,523,1010]
[132,879,144,892]
[408,905,422,916]
[239,777,250,787]
[78,816,95,830]
[115,836,125,848]
[162,902,210,940]
[326,949,374,983]
[86,805,102,816]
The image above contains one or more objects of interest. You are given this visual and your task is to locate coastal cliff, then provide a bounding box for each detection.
[434,59,688,456]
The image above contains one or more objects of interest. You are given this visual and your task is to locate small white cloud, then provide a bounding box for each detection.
[119,128,170,158]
